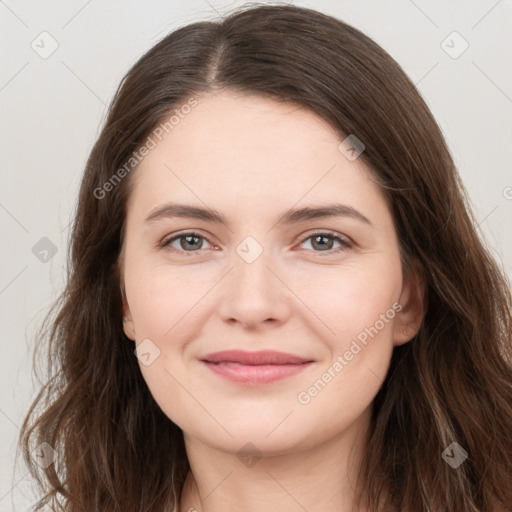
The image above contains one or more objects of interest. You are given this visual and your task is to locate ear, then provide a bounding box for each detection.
[121,283,136,341]
[393,257,426,346]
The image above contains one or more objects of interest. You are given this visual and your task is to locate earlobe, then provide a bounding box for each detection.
[121,284,136,341]
[394,258,426,346]
[123,315,136,341]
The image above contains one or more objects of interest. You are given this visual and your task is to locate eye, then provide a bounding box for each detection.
[297,231,353,254]
[160,231,213,254]
[159,230,353,256]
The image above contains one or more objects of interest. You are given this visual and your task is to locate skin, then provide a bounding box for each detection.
[120,90,425,512]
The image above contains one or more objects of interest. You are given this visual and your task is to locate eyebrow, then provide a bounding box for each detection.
[144,202,373,227]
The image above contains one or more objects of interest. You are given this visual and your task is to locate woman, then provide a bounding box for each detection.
[18,4,512,512]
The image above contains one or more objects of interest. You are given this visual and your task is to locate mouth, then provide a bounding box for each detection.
[200,350,314,385]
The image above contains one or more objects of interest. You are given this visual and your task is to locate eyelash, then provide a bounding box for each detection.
[159,230,353,256]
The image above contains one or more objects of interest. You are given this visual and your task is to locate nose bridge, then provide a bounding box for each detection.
[232,234,277,297]
[217,234,290,326]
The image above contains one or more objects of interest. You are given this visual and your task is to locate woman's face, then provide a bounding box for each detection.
[120,90,423,455]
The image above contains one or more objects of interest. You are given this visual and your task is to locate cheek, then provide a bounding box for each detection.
[291,259,401,412]
[293,272,400,431]
[295,257,402,340]
[124,253,204,338]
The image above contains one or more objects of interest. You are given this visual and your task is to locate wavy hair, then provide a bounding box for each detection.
[18,4,512,511]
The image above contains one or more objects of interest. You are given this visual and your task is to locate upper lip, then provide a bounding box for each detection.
[201,350,312,365]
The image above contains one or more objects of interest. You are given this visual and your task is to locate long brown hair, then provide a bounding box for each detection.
[18,4,512,511]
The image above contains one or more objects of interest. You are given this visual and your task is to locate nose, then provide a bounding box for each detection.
[216,244,292,330]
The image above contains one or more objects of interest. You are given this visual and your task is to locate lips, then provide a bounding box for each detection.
[200,350,314,385]
[200,349,312,365]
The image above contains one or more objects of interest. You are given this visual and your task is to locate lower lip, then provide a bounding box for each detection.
[201,361,313,385]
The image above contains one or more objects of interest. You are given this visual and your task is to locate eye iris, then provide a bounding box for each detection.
[181,235,202,250]
[312,234,334,251]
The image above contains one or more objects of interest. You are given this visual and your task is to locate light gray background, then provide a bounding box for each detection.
[1,0,511,510]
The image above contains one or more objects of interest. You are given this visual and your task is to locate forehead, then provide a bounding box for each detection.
[140,90,344,170]
[126,91,388,225]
